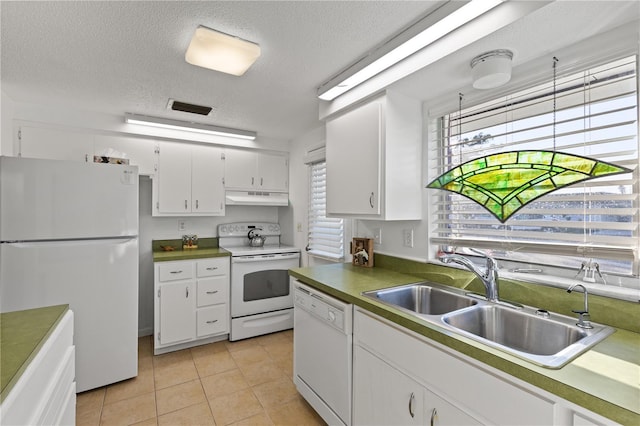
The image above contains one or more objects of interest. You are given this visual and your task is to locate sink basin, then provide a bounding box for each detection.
[362,283,477,315]
[442,304,615,368]
[361,282,614,368]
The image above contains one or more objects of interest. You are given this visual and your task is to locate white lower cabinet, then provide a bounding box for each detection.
[355,345,480,426]
[0,310,75,426]
[154,257,229,354]
[355,345,481,426]
[158,280,196,345]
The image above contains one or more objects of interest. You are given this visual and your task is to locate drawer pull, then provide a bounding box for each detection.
[206,267,218,271]
[206,290,219,294]
[186,287,189,298]
[170,270,183,274]
[206,320,218,324]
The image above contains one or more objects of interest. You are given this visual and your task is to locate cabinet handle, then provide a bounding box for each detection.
[260,177,263,186]
[206,319,218,324]
[206,290,218,294]
[206,267,218,271]
[196,199,199,209]
[186,287,189,298]
[369,192,374,208]
[430,408,438,426]
[251,177,255,185]
[184,200,188,210]
[170,270,183,274]
[408,392,415,418]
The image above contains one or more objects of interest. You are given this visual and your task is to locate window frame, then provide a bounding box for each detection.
[307,160,345,261]
[428,55,639,297]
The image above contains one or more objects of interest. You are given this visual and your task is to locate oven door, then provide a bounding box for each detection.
[231,252,300,318]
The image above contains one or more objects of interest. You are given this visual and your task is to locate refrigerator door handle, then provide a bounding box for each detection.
[1,237,138,248]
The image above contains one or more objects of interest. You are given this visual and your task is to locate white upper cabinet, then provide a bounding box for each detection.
[17,126,94,162]
[94,135,156,175]
[224,149,288,192]
[153,142,225,216]
[17,125,156,175]
[325,91,422,220]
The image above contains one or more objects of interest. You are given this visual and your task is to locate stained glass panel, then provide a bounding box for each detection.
[427,150,632,222]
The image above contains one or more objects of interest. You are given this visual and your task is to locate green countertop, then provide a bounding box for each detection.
[0,304,69,402]
[289,263,640,425]
[152,237,230,262]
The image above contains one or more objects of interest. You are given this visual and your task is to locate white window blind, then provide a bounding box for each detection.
[308,161,344,260]
[431,56,639,277]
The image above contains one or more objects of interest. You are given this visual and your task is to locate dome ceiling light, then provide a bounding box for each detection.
[470,49,513,90]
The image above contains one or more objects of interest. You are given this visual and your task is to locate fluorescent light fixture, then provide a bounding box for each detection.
[185,25,261,76]
[318,0,503,101]
[124,113,257,140]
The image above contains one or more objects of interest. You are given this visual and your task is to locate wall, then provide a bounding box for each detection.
[285,124,357,267]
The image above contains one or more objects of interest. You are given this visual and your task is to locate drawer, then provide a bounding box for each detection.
[197,276,229,307]
[197,305,228,337]
[196,257,229,277]
[158,261,194,282]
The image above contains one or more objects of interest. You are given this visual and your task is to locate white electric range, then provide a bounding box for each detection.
[218,222,300,341]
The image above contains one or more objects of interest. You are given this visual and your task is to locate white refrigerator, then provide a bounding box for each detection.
[0,156,139,392]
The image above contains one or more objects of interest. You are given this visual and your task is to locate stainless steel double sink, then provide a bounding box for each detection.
[362,282,614,368]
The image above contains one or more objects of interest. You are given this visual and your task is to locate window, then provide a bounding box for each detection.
[431,56,638,283]
[308,161,344,260]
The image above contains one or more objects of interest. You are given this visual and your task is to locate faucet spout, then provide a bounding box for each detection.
[567,283,593,329]
[440,253,500,302]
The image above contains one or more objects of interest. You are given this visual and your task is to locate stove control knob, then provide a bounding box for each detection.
[328,310,336,322]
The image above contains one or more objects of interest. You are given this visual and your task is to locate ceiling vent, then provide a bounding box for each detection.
[167,99,213,116]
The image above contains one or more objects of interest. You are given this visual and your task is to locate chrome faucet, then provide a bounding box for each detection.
[440,253,500,303]
[567,283,593,329]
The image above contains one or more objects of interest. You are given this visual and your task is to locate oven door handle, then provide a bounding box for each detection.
[232,253,300,263]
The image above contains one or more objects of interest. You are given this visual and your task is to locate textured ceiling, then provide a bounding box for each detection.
[1,1,639,142]
[0,0,437,141]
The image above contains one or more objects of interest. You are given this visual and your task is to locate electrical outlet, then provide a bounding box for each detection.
[297,222,303,232]
[403,229,414,248]
[178,220,186,231]
[373,228,382,245]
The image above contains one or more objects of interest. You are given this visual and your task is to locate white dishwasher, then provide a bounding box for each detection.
[293,279,353,426]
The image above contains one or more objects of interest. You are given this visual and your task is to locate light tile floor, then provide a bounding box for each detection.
[76,330,326,425]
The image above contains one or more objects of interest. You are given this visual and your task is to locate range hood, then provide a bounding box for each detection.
[225,190,289,207]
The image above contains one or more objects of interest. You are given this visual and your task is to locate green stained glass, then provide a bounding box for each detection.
[427,150,633,222]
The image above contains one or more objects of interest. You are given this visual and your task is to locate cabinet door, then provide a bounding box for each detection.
[224,149,257,189]
[157,142,191,213]
[258,153,288,192]
[326,102,381,215]
[425,389,481,426]
[158,281,196,345]
[191,145,224,215]
[94,135,156,176]
[19,126,93,162]
[354,346,425,425]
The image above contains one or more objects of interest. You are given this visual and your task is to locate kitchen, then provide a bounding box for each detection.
[1,1,639,425]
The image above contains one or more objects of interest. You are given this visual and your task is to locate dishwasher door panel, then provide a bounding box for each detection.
[294,304,352,425]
